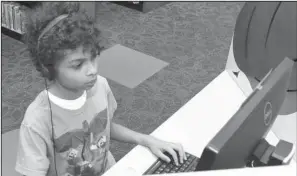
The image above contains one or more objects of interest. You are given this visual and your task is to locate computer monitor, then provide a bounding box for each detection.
[195,57,294,171]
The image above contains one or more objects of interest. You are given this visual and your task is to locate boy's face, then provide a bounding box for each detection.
[54,46,99,92]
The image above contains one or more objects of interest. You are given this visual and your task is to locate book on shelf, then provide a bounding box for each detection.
[14,5,21,33]
[20,6,26,34]
[12,4,16,31]
[2,3,5,27]
[2,2,26,34]
[2,2,6,27]
[3,2,10,29]
[8,3,14,31]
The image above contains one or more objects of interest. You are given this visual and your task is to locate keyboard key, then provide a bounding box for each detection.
[144,152,199,175]
[190,165,196,171]
[167,164,174,169]
[157,167,163,172]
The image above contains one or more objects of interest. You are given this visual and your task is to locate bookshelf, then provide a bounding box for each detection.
[1,2,96,42]
[1,1,169,42]
[1,2,39,42]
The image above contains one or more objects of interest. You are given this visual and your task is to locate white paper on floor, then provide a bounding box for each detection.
[98,44,169,88]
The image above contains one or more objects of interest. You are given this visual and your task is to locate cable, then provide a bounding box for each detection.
[253,58,297,92]
[43,78,59,176]
[254,77,296,92]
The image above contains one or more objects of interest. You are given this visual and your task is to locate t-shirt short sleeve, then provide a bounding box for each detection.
[99,76,118,119]
[15,124,50,176]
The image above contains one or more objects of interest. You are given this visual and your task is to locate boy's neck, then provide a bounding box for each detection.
[48,82,85,100]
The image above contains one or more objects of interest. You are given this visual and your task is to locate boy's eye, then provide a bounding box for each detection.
[73,63,83,69]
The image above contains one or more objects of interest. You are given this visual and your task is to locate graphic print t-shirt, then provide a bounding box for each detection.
[15,76,117,176]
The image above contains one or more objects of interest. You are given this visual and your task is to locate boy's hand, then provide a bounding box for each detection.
[142,135,187,166]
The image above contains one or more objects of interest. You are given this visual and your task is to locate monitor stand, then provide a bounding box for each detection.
[246,138,295,167]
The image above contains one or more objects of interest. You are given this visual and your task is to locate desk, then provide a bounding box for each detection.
[103,69,296,176]
[147,164,296,176]
[103,70,250,176]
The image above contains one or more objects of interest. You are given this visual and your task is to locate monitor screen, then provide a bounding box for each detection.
[196,57,294,171]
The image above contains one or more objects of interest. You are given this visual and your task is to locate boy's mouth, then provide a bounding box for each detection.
[86,78,97,86]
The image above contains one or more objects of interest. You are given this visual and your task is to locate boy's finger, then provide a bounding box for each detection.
[156,150,171,163]
[178,144,186,163]
[172,143,186,163]
[166,148,179,166]
[178,148,185,164]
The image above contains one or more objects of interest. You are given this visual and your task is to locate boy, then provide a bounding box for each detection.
[16,2,186,176]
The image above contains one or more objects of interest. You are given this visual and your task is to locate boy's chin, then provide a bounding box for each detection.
[84,83,96,90]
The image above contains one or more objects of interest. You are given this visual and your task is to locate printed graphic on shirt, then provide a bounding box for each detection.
[54,108,110,176]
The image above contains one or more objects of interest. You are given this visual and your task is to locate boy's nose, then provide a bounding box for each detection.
[87,62,98,76]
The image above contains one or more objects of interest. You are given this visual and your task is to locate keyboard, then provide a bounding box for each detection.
[143,152,200,175]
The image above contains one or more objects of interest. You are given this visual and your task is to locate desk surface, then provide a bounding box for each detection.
[103,70,250,176]
[146,164,296,176]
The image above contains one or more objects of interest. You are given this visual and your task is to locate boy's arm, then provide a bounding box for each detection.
[110,122,187,165]
[105,79,149,147]
[110,122,149,147]
[105,79,186,164]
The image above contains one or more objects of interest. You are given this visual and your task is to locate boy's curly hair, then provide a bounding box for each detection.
[24,2,102,81]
